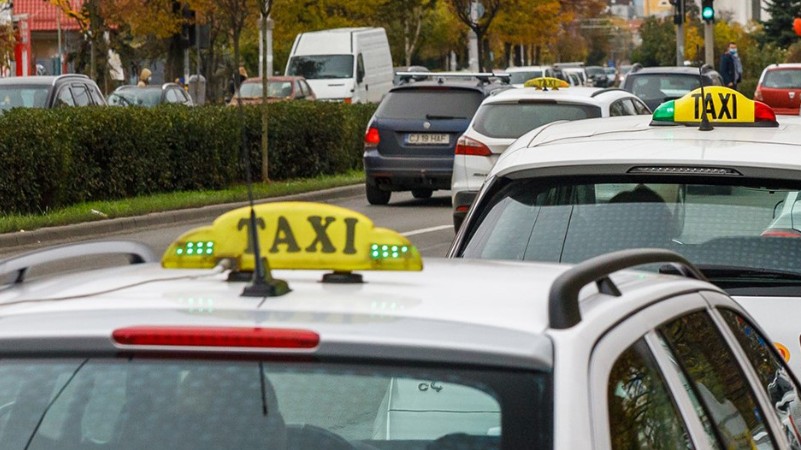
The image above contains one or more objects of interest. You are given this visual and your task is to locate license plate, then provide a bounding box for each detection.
[406,133,450,145]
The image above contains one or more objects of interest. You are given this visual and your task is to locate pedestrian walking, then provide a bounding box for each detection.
[719,41,742,90]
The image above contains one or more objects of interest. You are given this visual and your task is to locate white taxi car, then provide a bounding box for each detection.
[451,78,650,229]
[0,200,799,449]
[450,87,801,380]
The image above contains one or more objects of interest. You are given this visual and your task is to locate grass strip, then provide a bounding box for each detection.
[0,171,363,234]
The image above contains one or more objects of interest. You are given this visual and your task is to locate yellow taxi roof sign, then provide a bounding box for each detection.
[651,86,778,127]
[162,202,422,272]
[524,77,570,90]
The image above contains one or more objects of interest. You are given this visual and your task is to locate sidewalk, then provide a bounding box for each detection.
[0,184,364,253]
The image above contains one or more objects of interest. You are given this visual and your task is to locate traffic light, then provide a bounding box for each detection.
[673,0,684,25]
[701,0,715,23]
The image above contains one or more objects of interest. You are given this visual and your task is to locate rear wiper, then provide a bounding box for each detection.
[692,265,801,282]
[425,114,466,120]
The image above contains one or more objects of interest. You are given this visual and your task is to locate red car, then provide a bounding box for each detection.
[754,64,801,115]
[229,76,316,105]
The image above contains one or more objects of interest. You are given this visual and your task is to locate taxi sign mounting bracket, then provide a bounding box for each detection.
[697,66,713,131]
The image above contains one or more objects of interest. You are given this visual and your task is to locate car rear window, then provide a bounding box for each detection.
[375,89,485,120]
[629,74,708,99]
[0,358,549,449]
[509,71,544,85]
[762,69,801,88]
[471,102,602,138]
[0,86,50,110]
[461,177,801,293]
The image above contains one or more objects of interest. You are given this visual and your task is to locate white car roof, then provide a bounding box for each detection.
[484,86,637,106]
[492,115,801,178]
[503,65,551,72]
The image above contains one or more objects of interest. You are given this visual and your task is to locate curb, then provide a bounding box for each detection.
[0,184,364,252]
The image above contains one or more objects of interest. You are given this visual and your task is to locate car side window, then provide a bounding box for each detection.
[71,85,90,106]
[300,81,310,97]
[608,339,693,449]
[658,311,779,450]
[165,88,180,103]
[88,85,104,105]
[633,98,651,114]
[609,100,626,117]
[718,308,801,448]
[356,54,365,83]
[55,87,75,107]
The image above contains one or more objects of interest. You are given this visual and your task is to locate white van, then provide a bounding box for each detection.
[285,27,393,104]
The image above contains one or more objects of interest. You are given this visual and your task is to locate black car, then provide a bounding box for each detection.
[0,74,106,112]
[107,83,194,107]
[622,65,723,111]
[363,73,510,205]
[585,65,611,87]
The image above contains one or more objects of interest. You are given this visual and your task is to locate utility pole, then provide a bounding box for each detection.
[702,0,715,66]
[673,0,684,66]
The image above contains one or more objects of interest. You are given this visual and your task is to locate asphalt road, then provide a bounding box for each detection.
[0,186,456,277]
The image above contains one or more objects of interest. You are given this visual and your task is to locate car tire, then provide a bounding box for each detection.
[411,189,433,199]
[366,184,391,205]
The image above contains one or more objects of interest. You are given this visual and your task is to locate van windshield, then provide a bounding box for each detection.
[287,55,354,80]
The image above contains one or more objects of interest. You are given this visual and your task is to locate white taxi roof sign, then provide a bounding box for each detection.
[524,77,570,90]
[651,86,778,127]
[162,202,422,272]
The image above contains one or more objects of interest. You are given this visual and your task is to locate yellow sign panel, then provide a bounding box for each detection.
[524,77,570,90]
[673,86,754,124]
[162,202,422,272]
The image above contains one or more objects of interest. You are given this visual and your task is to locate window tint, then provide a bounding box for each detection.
[472,102,602,138]
[608,339,693,449]
[71,85,90,106]
[375,89,485,120]
[719,308,801,447]
[0,359,549,449]
[659,311,777,450]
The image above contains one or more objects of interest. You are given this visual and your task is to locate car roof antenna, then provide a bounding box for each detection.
[697,49,713,131]
[231,65,289,298]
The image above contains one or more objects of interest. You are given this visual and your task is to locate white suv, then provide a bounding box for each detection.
[451,85,651,229]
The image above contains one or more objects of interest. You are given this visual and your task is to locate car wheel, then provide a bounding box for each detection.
[411,189,433,199]
[366,184,391,205]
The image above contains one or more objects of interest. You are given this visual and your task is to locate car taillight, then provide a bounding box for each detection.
[364,127,380,146]
[343,97,353,104]
[112,326,320,349]
[455,136,492,156]
[753,89,763,101]
[761,228,801,238]
[455,205,470,213]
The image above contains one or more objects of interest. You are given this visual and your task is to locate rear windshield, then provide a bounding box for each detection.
[509,71,544,85]
[108,89,162,107]
[762,69,801,88]
[461,177,801,294]
[287,55,354,79]
[240,81,294,98]
[629,74,709,100]
[0,358,550,449]
[472,102,602,138]
[375,89,485,120]
[0,86,50,110]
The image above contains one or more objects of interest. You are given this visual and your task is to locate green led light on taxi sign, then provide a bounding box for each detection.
[163,202,423,272]
[650,86,777,127]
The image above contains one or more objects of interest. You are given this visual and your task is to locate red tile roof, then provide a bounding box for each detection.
[13,0,84,32]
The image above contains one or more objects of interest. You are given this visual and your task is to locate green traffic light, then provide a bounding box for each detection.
[701,6,714,20]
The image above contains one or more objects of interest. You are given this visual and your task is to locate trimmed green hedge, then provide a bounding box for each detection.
[0,102,375,214]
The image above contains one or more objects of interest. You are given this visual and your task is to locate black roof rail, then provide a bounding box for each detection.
[0,241,156,284]
[590,87,628,97]
[395,71,511,86]
[548,248,706,330]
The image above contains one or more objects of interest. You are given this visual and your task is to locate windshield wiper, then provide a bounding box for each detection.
[693,265,801,282]
[425,114,466,120]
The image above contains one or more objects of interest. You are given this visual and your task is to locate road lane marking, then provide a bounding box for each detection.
[402,225,452,237]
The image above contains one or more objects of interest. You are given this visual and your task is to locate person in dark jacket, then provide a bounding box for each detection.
[719,41,742,90]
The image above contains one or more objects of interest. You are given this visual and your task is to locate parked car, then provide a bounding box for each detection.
[107,83,194,107]
[585,65,611,87]
[363,72,510,205]
[503,65,555,87]
[622,65,722,111]
[228,76,316,105]
[0,74,106,112]
[754,63,801,115]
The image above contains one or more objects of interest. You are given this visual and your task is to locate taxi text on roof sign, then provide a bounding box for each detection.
[162,202,422,272]
[523,77,570,90]
[651,86,778,127]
